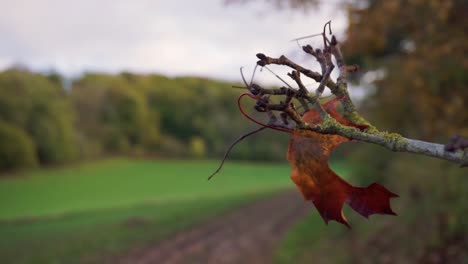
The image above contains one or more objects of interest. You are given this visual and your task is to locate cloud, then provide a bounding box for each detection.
[0,0,348,84]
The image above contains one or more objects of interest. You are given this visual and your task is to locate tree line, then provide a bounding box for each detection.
[0,69,289,172]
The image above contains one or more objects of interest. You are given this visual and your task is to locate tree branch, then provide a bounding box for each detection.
[239,22,467,167]
[305,118,468,166]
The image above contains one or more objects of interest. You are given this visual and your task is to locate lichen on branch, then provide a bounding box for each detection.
[237,22,468,167]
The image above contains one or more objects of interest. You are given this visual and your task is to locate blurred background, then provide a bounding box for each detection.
[0,0,467,263]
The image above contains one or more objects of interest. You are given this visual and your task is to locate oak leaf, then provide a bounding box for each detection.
[287,98,398,227]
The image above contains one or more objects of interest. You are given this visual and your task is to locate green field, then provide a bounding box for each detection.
[0,159,298,263]
[0,159,350,263]
[0,159,295,220]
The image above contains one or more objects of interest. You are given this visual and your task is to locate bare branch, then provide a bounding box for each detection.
[234,21,468,167]
[256,53,338,90]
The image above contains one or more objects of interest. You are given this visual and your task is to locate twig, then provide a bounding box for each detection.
[240,21,468,167]
[212,21,468,173]
[208,127,267,180]
[256,53,338,90]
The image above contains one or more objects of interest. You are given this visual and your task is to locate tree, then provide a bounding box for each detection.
[0,69,77,165]
[71,74,160,155]
[343,0,467,140]
[0,121,37,170]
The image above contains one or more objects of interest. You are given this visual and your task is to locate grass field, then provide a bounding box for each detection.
[0,158,350,263]
[0,159,295,263]
[0,159,295,220]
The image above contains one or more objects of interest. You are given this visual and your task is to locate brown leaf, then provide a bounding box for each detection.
[287,98,398,227]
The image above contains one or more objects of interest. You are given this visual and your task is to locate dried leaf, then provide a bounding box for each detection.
[287,98,398,227]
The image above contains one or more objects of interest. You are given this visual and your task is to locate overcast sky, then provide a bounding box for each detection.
[0,0,349,84]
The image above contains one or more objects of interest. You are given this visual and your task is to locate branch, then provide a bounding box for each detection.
[239,22,467,167]
[256,53,338,90]
[305,118,468,166]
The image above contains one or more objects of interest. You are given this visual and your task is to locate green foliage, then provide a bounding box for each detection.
[0,121,37,170]
[71,74,160,155]
[71,73,288,161]
[0,69,77,166]
[0,67,290,172]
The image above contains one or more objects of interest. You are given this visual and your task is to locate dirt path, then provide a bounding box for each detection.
[119,190,310,264]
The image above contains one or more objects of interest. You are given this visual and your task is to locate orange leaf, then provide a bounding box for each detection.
[287,98,398,227]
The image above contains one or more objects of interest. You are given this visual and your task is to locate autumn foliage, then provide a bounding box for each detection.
[287,97,398,227]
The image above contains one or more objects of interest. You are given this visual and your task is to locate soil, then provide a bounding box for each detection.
[118,190,310,264]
